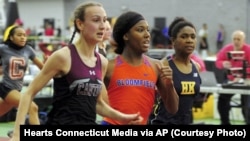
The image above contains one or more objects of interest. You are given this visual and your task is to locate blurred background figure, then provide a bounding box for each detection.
[96,20,112,57]
[150,27,170,49]
[198,23,209,59]
[216,23,225,51]
[215,30,250,125]
[44,22,54,36]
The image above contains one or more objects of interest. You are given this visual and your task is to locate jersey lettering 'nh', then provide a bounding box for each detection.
[180,81,195,95]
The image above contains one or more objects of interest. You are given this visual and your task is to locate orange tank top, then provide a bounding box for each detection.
[103,55,157,125]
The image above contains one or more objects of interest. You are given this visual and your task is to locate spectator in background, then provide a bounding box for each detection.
[36,25,44,36]
[198,23,209,59]
[106,38,118,60]
[38,22,57,62]
[3,18,23,42]
[215,30,250,125]
[56,26,62,38]
[151,27,170,49]
[96,20,112,57]
[25,27,31,36]
[44,22,54,36]
[216,23,225,51]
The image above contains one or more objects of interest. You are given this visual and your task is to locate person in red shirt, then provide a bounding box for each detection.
[44,22,54,36]
[215,30,250,125]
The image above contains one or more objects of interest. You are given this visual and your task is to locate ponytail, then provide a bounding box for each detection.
[69,29,76,44]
